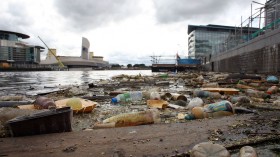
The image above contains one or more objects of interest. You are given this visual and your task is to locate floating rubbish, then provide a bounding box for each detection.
[162,92,172,100]
[174,100,187,107]
[236,84,255,90]
[234,107,256,114]
[190,142,230,157]
[0,101,32,107]
[55,98,97,114]
[155,81,169,86]
[147,100,168,109]
[202,82,219,88]
[26,88,63,96]
[245,89,270,99]
[34,96,56,109]
[266,75,279,84]
[239,146,258,157]
[66,98,83,110]
[6,107,73,137]
[193,90,221,99]
[171,93,188,101]
[186,97,204,110]
[149,92,161,100]
[168,104,185,109]
[226,74,261,81]
[18,98,97,114]
[94,109,160,128]
[0,96,23,101]
[201,88,239,95]
[230,96,250,104]
[111,91,143,103]
[267,86,278,94]
[177,113,186,120]
[190,101,234,119]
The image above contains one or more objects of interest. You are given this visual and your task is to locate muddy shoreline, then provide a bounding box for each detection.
[0,71,280,156]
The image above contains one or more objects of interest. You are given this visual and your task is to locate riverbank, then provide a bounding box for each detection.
[1,111,279,157]
[0,71,280,156]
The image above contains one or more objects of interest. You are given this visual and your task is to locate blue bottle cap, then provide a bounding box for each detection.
[111,98,118,103]
[185,114,195,120]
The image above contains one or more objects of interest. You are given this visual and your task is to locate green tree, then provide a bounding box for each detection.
[127,64,132,68]
[111,64,121,68]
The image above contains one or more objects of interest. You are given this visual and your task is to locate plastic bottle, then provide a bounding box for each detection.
[245,89,270,99]
[187,97,204,110]
[34,96,56,109]
[267,86,278,94]
[111,91,143,103]
[95,109,160,128]
[150,92,161,100]
[230,96,250,104]
[193,90,221,99]
[191,101,234,119]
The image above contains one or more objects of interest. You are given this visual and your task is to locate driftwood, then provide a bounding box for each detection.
[243,103,280,110]
[225,135,280,150]
[82,95,112,101]
[0,101,33,107]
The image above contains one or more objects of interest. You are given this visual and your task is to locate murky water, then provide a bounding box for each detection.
[0,70,152,96]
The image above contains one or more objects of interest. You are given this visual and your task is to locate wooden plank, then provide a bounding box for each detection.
[201,88,239,95]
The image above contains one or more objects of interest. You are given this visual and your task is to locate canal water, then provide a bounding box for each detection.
[0,70,152,96]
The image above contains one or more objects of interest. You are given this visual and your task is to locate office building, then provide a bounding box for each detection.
[0,30,44,67]
[188,24,258,61]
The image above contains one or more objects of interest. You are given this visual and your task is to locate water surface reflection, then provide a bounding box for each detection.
[0,70,152,95]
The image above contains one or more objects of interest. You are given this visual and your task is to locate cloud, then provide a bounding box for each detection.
[152,0,252,24]
[104,51,152,65]
[54,0,141,31]
[0,1,33,32]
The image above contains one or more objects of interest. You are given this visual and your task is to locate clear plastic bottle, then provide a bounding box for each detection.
[111,91,143,103]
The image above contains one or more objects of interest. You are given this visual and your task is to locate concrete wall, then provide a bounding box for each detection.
[207,28,280,74]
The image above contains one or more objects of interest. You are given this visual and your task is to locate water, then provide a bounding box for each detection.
[0,70,152,96]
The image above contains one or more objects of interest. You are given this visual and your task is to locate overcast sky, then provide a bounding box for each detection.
[0,0,267,65]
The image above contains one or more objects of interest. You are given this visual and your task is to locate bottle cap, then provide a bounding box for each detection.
[111,98,118,103]
[185,113,195,120]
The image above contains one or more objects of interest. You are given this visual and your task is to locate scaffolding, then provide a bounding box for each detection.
[214,0,280,55]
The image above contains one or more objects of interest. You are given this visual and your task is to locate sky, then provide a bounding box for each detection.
[0,0,267,65]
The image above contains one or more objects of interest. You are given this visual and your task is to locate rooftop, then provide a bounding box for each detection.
[188,24,259,34]
[0,30,30,39]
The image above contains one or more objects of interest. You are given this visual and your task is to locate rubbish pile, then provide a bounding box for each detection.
[0,72,280,155]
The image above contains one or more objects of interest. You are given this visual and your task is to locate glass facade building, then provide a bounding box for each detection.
[188,25,236,60]
[188,24,259,62]
[0,30,44,65]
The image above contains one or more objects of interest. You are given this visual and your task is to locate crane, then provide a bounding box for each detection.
[38,36,65,68]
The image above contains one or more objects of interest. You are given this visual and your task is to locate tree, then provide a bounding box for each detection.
[111,64,121,68]
[127,64,132,68]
